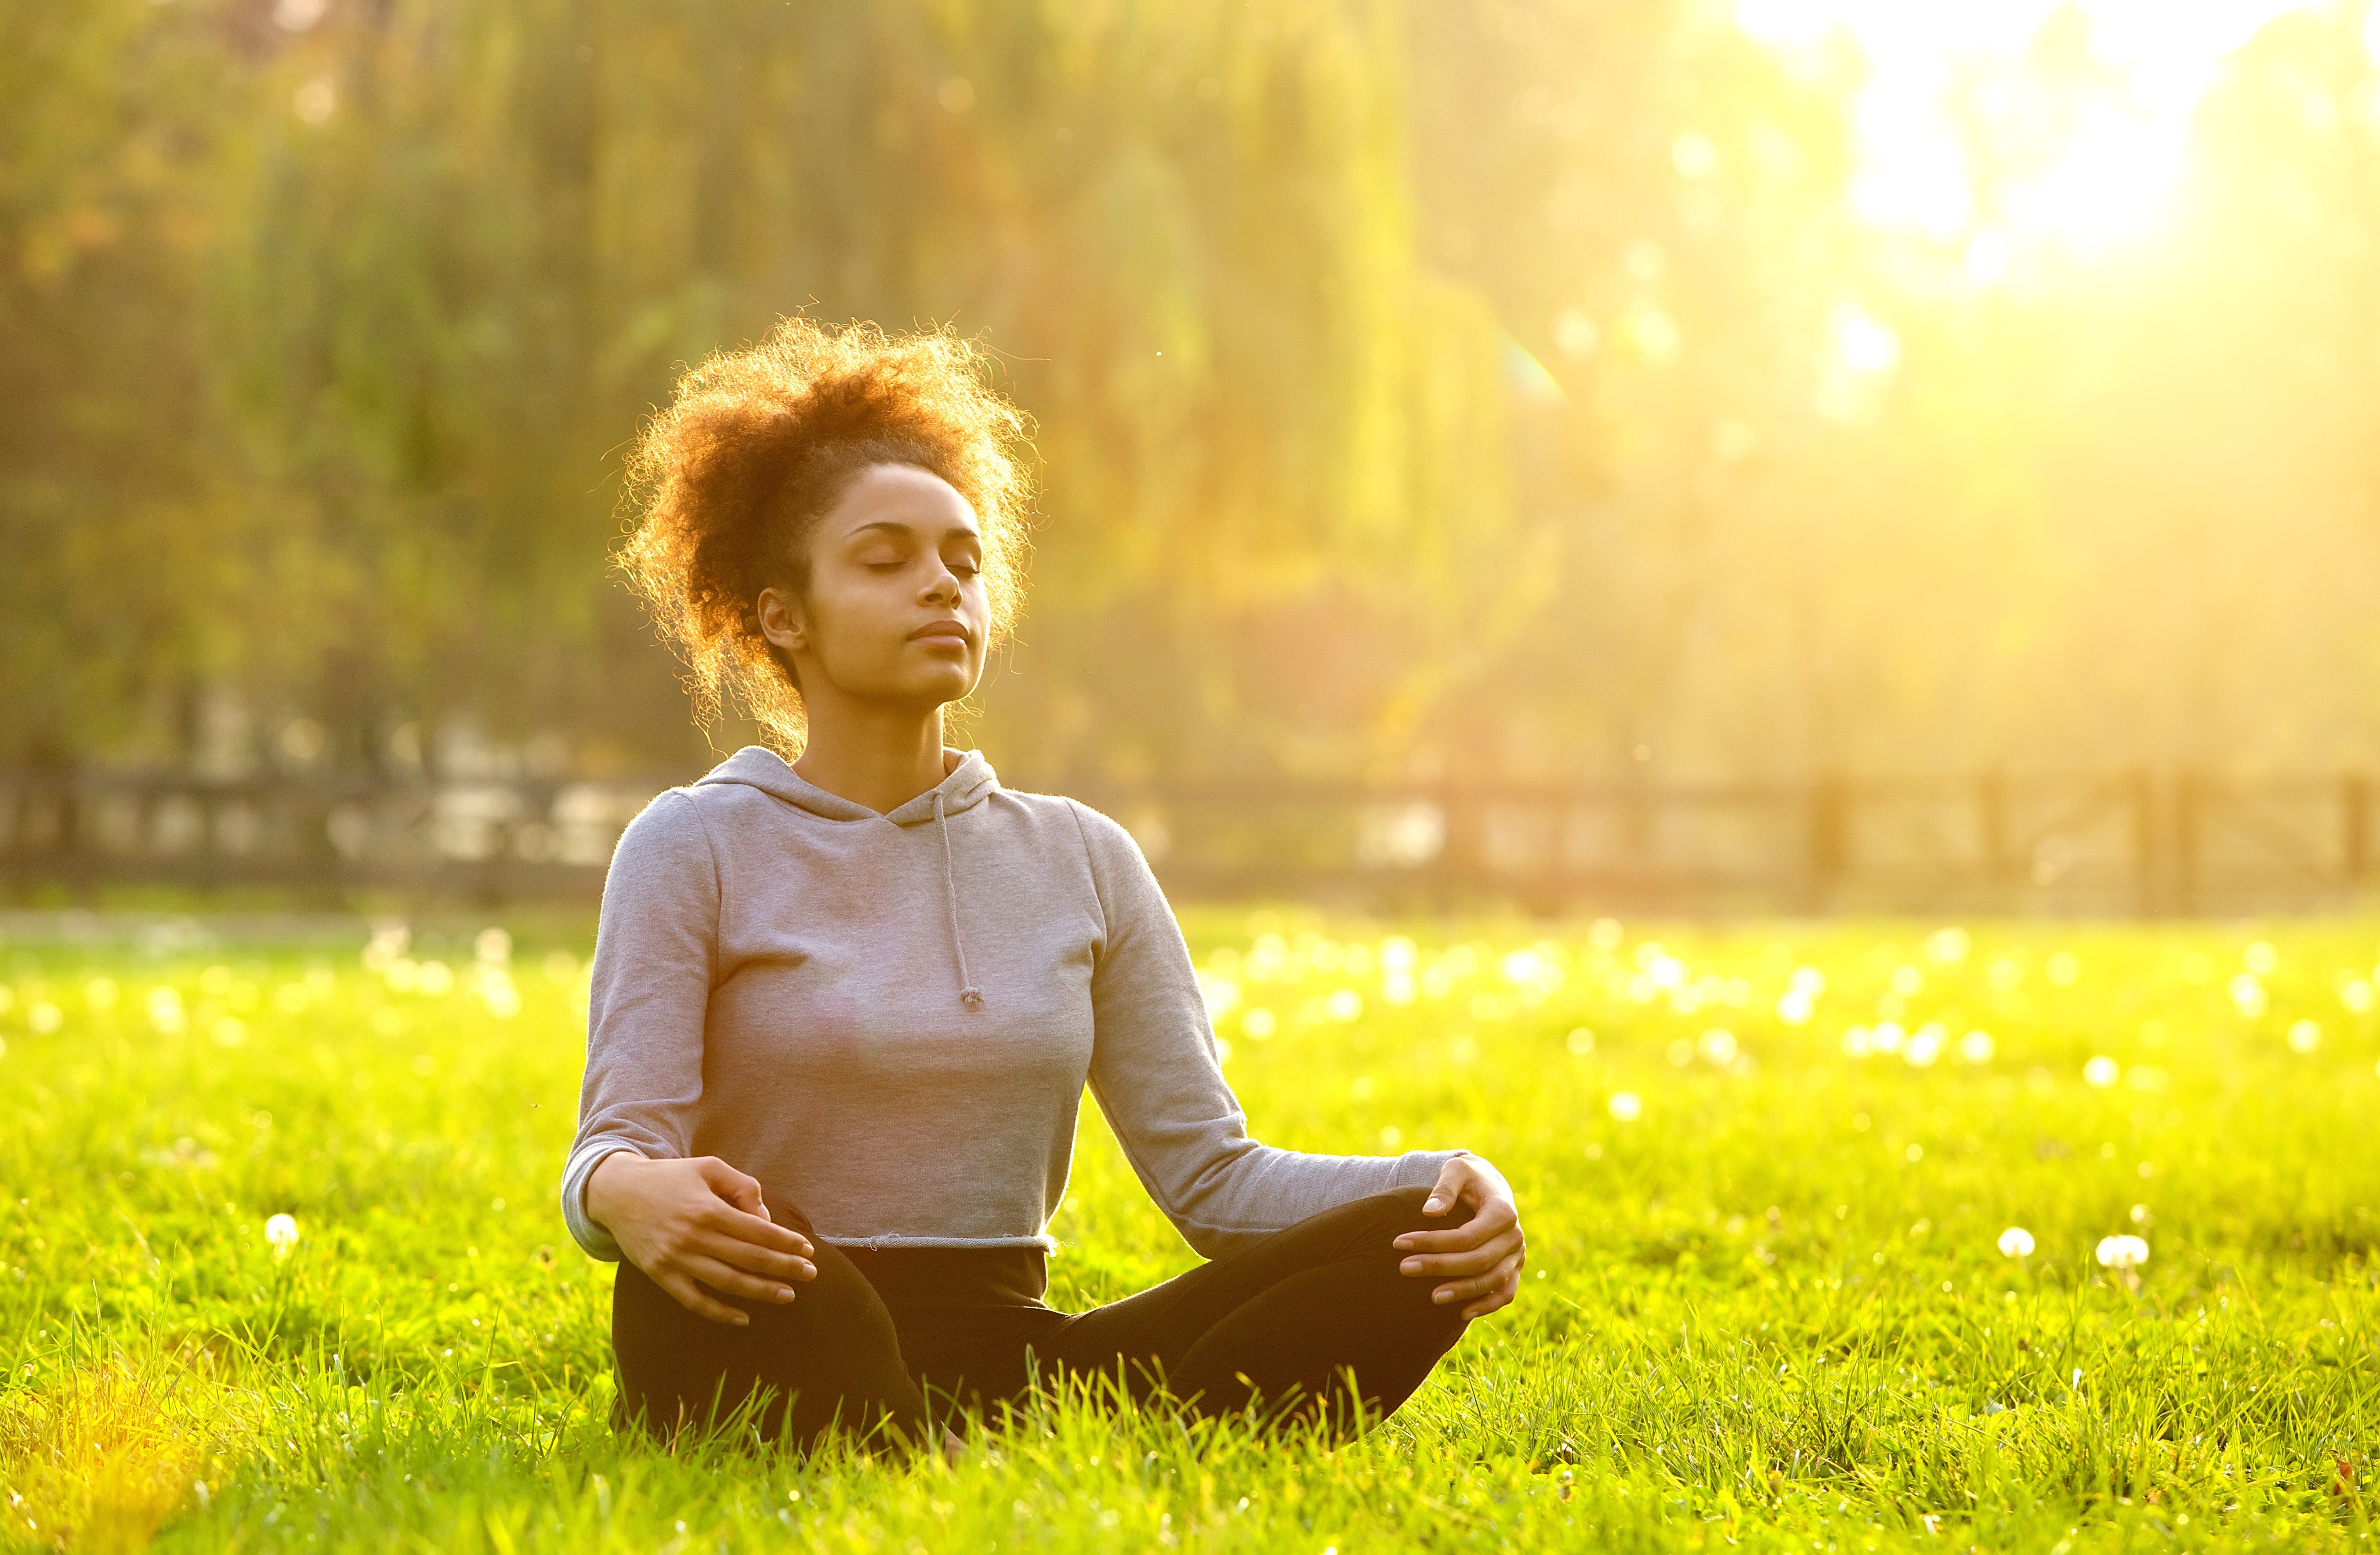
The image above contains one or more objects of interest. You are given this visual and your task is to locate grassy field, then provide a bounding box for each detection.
[0,908,2375,1552]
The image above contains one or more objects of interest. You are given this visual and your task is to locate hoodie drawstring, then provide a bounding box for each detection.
[934,789,984,1010]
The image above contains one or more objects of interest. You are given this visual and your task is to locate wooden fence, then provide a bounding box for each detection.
[0,767,2372,915]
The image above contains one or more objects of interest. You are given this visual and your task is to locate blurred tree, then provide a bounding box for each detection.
[0,0,263,767]
[205,0,1509,780]
[5,0,2379,790]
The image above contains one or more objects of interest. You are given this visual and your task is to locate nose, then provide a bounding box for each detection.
[920,559,962,606]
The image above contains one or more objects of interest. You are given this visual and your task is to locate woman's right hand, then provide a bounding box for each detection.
[584,1153,817,1325]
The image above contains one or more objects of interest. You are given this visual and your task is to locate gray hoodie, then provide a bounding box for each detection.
[560,746,1464,1263]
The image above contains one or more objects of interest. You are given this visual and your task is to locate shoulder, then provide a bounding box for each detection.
[608,787,718,877]
[993,787,1142,863]
[619,784,705,839]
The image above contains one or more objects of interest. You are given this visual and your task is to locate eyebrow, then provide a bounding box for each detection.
[845,520,981,543]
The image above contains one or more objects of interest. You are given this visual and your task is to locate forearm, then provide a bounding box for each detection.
[1134,1132,1473,1257]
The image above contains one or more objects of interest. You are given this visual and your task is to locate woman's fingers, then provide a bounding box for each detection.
[697,1200,811,1258]
[1459,1261,1524,1319]
[659,1271,754,1327]
[678,1252,802,1308]
[694,1228,816,1283]
[1398,1223,1524,1279]
[1432,1249,1525,1309]
[1394,1197,1518,1255]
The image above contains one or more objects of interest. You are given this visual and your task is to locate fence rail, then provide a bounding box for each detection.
[1,767,2373,914]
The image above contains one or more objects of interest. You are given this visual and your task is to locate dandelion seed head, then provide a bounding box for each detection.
[264,1214,300,1254]
[1997,1226,2036,1257]
[2095,1233,2149,1271]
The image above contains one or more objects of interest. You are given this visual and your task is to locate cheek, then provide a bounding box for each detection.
[804,577,906,657]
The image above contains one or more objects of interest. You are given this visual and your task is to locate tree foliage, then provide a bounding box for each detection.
[5,0,2377,779]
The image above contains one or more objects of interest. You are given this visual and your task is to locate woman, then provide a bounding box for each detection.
[561,318,1527,1453]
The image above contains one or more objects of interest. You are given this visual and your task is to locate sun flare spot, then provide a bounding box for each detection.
[1735,0,2315,265]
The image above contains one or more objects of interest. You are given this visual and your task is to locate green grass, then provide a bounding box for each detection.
[0,909,2376,1552]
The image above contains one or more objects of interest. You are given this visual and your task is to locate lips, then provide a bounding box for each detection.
[909,620,971,648]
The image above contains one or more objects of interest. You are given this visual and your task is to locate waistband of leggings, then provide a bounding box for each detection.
[838,1243,1051,1309]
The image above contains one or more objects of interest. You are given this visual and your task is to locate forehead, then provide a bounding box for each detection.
[824,463,980,538]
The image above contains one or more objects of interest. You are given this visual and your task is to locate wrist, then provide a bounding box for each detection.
[582,1148,645,1226]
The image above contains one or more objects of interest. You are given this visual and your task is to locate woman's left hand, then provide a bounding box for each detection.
[1395,1154,1525,1319]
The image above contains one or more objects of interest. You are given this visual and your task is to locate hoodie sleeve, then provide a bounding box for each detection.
[1069,801,1468,1259]
[558,788,719,1261]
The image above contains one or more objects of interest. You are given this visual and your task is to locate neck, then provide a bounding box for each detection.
[791,699,952,815]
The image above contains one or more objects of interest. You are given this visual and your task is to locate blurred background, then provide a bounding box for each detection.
[5,0,2379,911]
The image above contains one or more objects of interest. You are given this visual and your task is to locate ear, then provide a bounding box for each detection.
[756,586,808,656]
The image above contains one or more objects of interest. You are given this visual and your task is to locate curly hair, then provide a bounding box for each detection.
[615,317,1034,756]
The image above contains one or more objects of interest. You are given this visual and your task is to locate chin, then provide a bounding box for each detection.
[891,670,978,707]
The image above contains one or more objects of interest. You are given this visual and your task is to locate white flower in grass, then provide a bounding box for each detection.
[2095,1234,2148,1271]
[2083,1055,2120,1087]
[1996,1226,2035,1258]
[2286,1020,2320,1054]
[265,1214,300,1257]
[1607,1091,1643,1122]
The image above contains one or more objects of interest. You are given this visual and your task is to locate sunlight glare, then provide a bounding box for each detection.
[1736,0,2318,264]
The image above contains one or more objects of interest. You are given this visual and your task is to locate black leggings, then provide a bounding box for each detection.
[610,1186,1474,1449]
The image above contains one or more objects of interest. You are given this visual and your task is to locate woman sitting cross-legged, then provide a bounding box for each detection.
[561,317,1528,1455]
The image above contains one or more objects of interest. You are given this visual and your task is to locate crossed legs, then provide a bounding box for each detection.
[608,1187,1473,1447]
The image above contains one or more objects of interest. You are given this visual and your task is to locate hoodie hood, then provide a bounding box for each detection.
[693,744,1000,824]
[694,744,998,1011]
